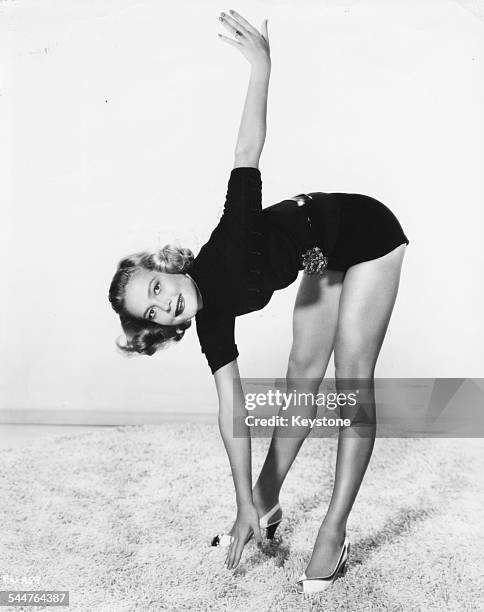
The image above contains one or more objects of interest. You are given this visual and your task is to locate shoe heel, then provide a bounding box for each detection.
[339,540,350,575]
[266,520,281,540]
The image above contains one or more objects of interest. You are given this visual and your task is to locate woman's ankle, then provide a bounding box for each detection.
[252,482,280,514]
[320,516,347,537]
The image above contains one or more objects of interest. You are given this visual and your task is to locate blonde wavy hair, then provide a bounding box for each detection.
[108,244,195,356]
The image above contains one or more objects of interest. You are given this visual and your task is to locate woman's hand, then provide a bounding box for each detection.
[225,502,262,569]
[218,9,270,68]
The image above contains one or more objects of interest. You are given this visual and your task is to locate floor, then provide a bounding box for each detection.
[2,425,481,611]
[0,424,111,450]
[0,414,217,450]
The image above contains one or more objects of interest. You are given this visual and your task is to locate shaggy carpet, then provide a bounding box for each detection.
[0,424,482,611]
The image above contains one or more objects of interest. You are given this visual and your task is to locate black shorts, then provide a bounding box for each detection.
[306,192,410,272]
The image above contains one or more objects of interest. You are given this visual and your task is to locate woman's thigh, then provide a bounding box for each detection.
[334,244,407,376]
[288,269,345,379]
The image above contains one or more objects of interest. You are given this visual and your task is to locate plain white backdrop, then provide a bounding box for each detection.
[1,0,483,417]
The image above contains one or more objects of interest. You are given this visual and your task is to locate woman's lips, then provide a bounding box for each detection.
[175,293,184,316]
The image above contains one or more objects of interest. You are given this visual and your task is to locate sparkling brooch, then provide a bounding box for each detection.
[301,246,328,276]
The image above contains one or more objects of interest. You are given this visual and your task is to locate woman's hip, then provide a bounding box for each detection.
[306,192,410,271]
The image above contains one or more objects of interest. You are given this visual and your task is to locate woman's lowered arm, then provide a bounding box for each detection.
[214,360,262,570]
[218,9,271,164]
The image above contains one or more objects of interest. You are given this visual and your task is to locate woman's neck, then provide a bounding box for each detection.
[186,273,203,312]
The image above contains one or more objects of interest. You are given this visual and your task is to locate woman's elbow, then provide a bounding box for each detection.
[218,402,232,427]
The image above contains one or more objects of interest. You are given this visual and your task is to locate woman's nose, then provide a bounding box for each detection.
[156,295,171,312]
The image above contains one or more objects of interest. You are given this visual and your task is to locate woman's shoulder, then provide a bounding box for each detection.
[195,304,236,330]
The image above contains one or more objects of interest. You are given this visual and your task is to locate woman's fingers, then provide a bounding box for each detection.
[226,537,237,569]
[218,33,242,47]
[228,9,259,36]
[231,537,245,569]
[260,18,270,45]
[224,540,232,567]
[223,532,245,569]
[218,11,271,64]
[219,12,249,37]
[252,520,263,546]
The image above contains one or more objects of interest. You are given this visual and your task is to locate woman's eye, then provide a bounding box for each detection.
[148,308,156,320]
[154,281,161,295]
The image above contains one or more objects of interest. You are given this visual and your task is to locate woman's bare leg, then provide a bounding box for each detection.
[252,269,344,518]
[305,244,406,577]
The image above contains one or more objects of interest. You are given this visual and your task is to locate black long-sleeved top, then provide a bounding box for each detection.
[188,166,409,374]
[188,167,324,374]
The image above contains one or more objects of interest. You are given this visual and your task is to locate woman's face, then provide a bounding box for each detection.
[123,269,201,326]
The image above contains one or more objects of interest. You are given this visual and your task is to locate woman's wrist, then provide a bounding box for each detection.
[236,493,254,508]
[250,58,271,76]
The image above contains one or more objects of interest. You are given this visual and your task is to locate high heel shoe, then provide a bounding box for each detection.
[296,535,350,594]
[259,502,283,540]
[210,502,283,547]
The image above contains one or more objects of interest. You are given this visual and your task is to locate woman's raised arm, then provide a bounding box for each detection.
[218,10,271,164]
[213,359,262,569]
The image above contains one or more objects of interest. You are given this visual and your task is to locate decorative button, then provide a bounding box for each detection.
[301,246,328,276]
[292,193,313,207]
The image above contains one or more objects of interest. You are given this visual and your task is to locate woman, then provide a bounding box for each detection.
[108,10,408,594]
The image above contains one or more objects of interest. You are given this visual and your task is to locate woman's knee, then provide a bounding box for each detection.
[334,359,375,381]
[286,354,326,386]
[334,362,376,427]
[334,335,377,379]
